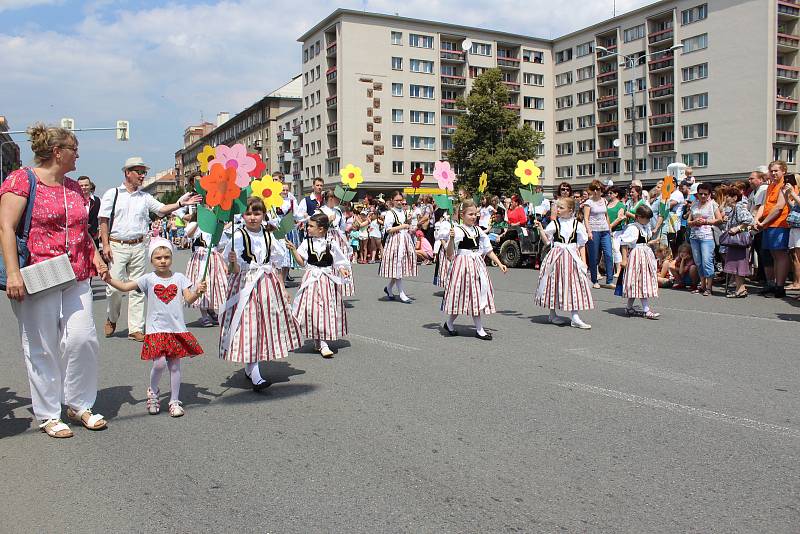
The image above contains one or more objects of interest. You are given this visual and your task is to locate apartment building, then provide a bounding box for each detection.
[0,116,21,181]
[297,0,793,193]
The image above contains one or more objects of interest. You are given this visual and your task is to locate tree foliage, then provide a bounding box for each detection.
[158,186,186,206]
[449,68,544,196]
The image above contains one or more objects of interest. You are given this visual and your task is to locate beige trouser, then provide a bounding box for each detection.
[106,240,146,333]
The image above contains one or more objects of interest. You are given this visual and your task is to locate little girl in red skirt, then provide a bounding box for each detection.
[106,238,206,417]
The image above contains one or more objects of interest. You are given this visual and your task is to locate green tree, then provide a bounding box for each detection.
[158,187,186,206]
[449,68,544,196]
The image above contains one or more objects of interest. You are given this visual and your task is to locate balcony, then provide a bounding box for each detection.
[597,148,619,159]
[596,70,618,85]
[326,41,337,57]
[504,104,521,113]
[441,125,457,135]
[649,140,675,153]
[777,96,800,113]
[326,66,337,83]
[648,55,674,73]
[276,130,284,141]
[502,81,521,93]
[596,44,618,60]
[597,95,618,109]
[497,56,521,69]
[292,125,302,136]
[649,113,675,127]
[441,99,466,112]
[441,75,467,87]
[326,95,337,109]
[292,148,302,159]
[649,83,674,99]
[327,122,338,134]
[441,50,466,62]
[648,28,674,46]
[597,121,618,134]
[775,129,800,143]
[778,1,800,18]
[327,148,339,159]
[778,33,800,52]
[778,65,800,81]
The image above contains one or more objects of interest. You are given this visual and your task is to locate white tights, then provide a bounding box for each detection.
[627,297,650,312]
[446,313,487,336]
[150,357,181,402]
[387,278,409,300]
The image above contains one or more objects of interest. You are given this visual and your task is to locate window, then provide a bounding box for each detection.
[577,164,595,177]
[682,92,708,110]
[309,45,315,59]
[556,142,574,156]
[392,135,404,148]
[600,161,620,175]
[577,139,595,153]
[410,111,435,124]
[555,48,573,64]
[682,123,709,139]
[315,41,320,55]
[410,136,436,150]
[577,90,595,105]
[409,33,434,48]
[392,161,404,174]
[682,152,708,167]
[392,83,403,96]
[624,132,647,146]
[535,144,545,157]
[409,84,435,99]
[624,78,646,94]
[624,159,648,173]
[652,155,675,171]
[523,72,544,86]
[556,118,573,132]
[789,149,796,165]
[410,59,434,73]
[555,72,573,87]
[681,3,708,25]
[577,114,595,129]
[682,63,708,82]
[524,96,545,110]
[392,109,404,123]
[470,42,492,56]
[625,105,647,120]
[303,49,308,63]
[523,49,544,63]
[468,66,488,78]
[525,119,545,132]
[682,33,708,54]
[411,161,435,174]
[391,31,403,45]
[556,166,574,178]
[576,65,594,81]
[555,96,573,110]
[576,42,594,57]
[623,24,645,42]
[391,57,403,70]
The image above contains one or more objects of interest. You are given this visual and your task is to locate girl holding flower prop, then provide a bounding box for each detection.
[320,190,355,296]
[184,206,230,327]
[379,190,418,303]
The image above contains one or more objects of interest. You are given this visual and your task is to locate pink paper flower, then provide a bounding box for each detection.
[433,160,456,191]
[213,144,255,188]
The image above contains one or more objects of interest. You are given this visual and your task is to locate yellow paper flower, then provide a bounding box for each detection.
[250,174,283,210]
[197,145,216,173]
[478,172,488,193]
[515,160,541,186]
[340,164,364,189]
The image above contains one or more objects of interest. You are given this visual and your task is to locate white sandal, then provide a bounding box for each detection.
[66,408,107,430]
[39,418,73,438]
[168,400,184,418]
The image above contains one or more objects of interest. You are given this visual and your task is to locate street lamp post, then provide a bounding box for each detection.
[595,44,683,183]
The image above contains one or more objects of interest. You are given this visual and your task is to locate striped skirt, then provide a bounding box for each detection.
[443,252,496,316]
[535,244,594,311]
[280,228,301,269]
[185,249,228,312]
[623,244,659,299]
[432,244,451,288]
[292,268,348,340]
[218,269,303,363]
[379,231,417,279]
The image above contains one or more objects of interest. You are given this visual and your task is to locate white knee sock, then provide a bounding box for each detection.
[571,312,582,323]
[150,357,166,392]
[641,298,650,313]
[319,340,330,351]
[473,315,486,336]
[446,314,457,329]
[166,359,182,403]
[386,279,396,294]
[245,362,263,384]
[395,278,408,300]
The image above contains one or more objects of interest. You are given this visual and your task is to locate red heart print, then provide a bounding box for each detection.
[154,284,178,304]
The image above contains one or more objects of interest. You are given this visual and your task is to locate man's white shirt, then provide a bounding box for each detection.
[99,185,165,240]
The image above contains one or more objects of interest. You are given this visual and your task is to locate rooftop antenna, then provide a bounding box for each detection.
[613,0,616,17]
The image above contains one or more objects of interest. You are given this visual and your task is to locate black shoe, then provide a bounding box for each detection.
[383,286,395,301]
[774,287,787,298]
[252,378,271,392]
[442,323,458,336]
[760,285,776,295]
[475,332,493,341]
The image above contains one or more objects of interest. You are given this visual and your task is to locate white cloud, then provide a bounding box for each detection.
[0,0,62,13]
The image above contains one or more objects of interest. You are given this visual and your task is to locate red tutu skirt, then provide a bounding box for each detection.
[141,332,203,360]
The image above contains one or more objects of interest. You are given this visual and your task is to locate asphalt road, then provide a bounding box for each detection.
[1,250,798,533]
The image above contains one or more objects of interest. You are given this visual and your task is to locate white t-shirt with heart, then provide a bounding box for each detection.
[137,272,193,334]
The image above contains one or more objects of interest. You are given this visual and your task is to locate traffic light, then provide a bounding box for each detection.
[116,120,129,141]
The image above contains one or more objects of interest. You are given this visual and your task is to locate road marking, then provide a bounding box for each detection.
[349,333,421,352]
[556,381,800,438]
[564,348,717,387]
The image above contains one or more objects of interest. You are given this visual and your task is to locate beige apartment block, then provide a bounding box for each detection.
[297,0,796,193]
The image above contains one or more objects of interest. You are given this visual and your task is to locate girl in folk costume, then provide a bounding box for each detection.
[432,207,452,288]
[533,197,594,329]
[106,238,206,417]
[442,200,508,340]
[380,191,417,303]
[319,190,355,296]
[219,197,303,391]
[286,213,350,358]
[276,181,301,283]
[619,204,661,319]
[184,213,229,326]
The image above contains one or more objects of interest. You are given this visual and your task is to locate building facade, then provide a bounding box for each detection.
[297,0,793,193]
[0,116,21,182]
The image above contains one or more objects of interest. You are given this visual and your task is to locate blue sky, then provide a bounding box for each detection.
[0,0,654,192]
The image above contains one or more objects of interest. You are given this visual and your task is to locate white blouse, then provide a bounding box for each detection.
[544,217,588,247]
[296,237,349,268]
[452,225,492,255]
[222,227,283,270]
[620,222,652,247]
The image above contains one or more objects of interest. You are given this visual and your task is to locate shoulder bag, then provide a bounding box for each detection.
[0,169,38,290]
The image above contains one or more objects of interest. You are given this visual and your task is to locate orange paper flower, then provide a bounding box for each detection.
[199,163,241,211]
[661,175,676,201]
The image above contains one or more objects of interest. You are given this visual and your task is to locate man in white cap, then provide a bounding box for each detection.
[99,157,202,341]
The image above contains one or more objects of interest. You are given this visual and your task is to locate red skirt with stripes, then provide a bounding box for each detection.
[443,253,496,316]
[379,231,417,279]
[218,270,303,363]
[185,249,228,312]
[623,245,659,299]
[293,269,348,340]
[535,245,594,311]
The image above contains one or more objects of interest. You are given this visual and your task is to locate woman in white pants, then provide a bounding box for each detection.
[0,124,110,438]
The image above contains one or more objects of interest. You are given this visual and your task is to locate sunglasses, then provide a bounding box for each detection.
[129,169,147,176]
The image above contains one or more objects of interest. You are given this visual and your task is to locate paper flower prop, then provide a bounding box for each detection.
[200,163,241,211]
[251,174,284,211]
[340,164,364,189]
[478,172,488,193]
[515,160,541,186]
[197,145,216,173]
[410,168,425,189]
[213,143,256,188]
[433,160,456,191]
[661,175,676,201]
[247,153,267,178]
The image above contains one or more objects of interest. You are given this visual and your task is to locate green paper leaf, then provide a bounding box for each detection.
[197,205,218,233]
[334,184,346,201]
[472,193,481,205]
[518,187,536,204]
[272,212,295,240]
[530,192,544,207]
[433,194,452,210]
[406,194,419,205]
[232,186,252,215]
[209,220,225,247]
[194,180,207,199]
[213,205,231,223]
[658,200,670,219]
[343,189,357,203]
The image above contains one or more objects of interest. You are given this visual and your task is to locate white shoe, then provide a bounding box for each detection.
[570,318,591,329]
[549,315,567,325]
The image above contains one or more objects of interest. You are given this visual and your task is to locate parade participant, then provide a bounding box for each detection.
[276,178,300,283]
[319,190,354,296]
[380,191,417,303]
[184,213,229,326]
[432,208,452,288]
[294,177,324,233]
[286,212,350,358]
[0,123,109,438]
[105,238,206,417]
[218,197,302,391]
[620,204,661,319]
[99,156,201,341]
[442,200,507,339]
[533,197,593,329]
